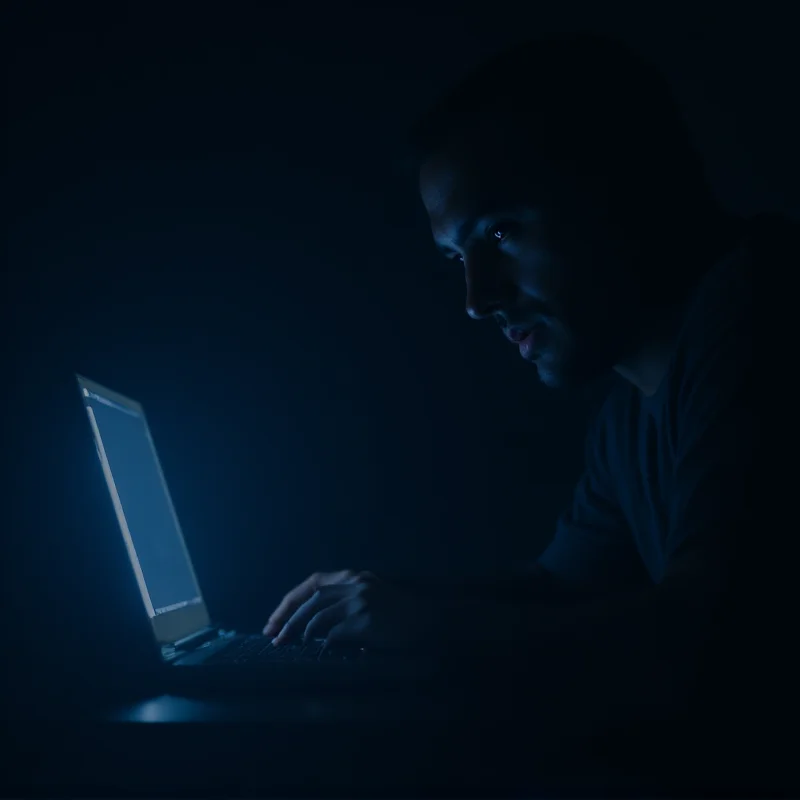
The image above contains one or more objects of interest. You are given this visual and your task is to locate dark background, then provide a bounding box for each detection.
[4,2,798,706]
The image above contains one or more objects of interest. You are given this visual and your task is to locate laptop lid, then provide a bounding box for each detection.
[76,374,211,646]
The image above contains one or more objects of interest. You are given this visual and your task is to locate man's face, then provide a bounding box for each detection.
[419,126,643,388]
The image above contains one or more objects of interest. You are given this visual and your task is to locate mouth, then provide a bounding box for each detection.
[504,327,534,343]
[504,322,548,359]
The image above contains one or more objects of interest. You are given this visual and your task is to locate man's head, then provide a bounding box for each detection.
[412,34,720,388]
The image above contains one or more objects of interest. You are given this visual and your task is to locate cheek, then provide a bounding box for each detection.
[543,316,576,356]
[513,247,573,308]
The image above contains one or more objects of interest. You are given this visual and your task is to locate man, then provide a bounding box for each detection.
[264,34,790,746]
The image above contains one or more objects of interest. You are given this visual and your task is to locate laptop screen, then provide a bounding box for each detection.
[76,376,204,630]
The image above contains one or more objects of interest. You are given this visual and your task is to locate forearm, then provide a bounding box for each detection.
[448,571,715,657]
[438,569,722,712]
[387,563,586,606]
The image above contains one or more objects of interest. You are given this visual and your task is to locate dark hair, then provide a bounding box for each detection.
[408,33,715,216]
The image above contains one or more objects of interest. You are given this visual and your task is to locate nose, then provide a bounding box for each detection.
[464,251,510,321]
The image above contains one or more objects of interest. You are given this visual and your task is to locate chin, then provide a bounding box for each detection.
[535,362,573,389]
[527,324,614,389]
[533,351,605,390]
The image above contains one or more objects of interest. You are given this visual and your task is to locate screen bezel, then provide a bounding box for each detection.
[75,374,211,645]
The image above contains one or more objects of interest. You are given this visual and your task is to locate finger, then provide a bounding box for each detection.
[263,571,358,635]
[303,599,350,642]
[272,592,325,644]
[322,569,357,586]
[263,574,319,635]
[322,618,360,652]
[274,586,353,644]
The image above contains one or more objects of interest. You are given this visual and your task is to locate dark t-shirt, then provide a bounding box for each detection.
[537,214,795,594]
[530,214,797,754]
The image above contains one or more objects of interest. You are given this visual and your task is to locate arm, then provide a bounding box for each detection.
[385,563,587,606]
[384,397,649,646]
[443,258,755,716]
[388,388,646,613]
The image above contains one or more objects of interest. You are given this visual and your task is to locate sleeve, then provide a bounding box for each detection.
[537,400,645,592]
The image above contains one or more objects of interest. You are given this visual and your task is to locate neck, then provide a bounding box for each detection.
[613,306,683,396]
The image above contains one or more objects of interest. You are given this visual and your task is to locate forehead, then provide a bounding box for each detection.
[418,131,542,235]
[421,145,502,219]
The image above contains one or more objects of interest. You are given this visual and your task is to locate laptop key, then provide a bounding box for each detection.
[202,636,361,666]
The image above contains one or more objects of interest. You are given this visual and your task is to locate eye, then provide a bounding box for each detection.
[487,221,517,243]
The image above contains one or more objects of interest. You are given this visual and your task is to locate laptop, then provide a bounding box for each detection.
[75,374,431,690]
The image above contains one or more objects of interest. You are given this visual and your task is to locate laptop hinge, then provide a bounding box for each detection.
[170,626,218,651]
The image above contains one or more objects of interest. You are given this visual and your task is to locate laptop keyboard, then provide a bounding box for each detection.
[205,635,362,666]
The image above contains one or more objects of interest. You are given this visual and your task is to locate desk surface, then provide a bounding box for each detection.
[4,688,660,796]
[5,686,791,796]
[110,689,458,723]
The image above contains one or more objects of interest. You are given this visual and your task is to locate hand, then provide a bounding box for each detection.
[262,570,430,650]
[262,570,365,640]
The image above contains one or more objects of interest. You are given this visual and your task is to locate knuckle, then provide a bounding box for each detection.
[351,594,369,614]
[305,612,321,634]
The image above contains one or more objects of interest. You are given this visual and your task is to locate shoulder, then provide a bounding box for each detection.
[681,213,796,345]
[672,213,798,383]
[665,214,799,443]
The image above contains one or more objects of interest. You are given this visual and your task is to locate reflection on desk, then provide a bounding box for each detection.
[109,690,456,723]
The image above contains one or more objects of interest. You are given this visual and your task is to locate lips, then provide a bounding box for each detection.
[504,327,534,343]
[504,321,548,359]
